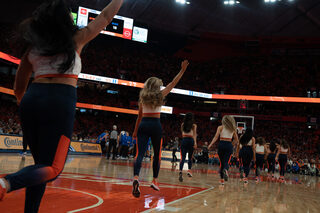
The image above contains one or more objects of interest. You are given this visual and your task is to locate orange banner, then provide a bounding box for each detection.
[0,86,14,95]
[0,51,20,64]
[76,103,138,115]
[118,79,144,88]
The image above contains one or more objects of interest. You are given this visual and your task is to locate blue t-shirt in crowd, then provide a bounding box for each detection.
[125,136,132,147]
[96,132,106,144]
[120,133,127,146]
[147,138,152,151]
[130,138,136,147]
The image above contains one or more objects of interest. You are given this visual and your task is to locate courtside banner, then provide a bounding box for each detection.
[161,150,182,160]
[0,135,101,154]
[0,135,25,150]
[69,141,101,154]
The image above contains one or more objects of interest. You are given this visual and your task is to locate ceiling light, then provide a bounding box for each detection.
[224,0,240,5]
[176,0,190,5]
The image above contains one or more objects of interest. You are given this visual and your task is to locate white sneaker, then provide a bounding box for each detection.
[150,180,160,191]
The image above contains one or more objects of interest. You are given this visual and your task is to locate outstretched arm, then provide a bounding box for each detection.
[161,60,189,97]
[252,137,256,161]
[233,131,239,145]
[14,50,33,104]
[275,144,281,161]
[193,124,197,149]
[132,103,143,139]
[235,133,240,158]
[74,0,124,52]
[208,126,222,149]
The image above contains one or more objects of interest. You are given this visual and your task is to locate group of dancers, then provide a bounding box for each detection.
[207,116,291,185]
[0,0,291,212]
[132,73,291,196]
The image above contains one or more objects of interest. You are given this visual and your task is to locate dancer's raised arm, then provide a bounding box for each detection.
[75,0,124,52]
[161,60,189,97]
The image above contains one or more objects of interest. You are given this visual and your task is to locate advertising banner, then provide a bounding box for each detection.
[0,135,101,154]
[0,135,25,150]
[69,142,101,154]
[161,150,182,160]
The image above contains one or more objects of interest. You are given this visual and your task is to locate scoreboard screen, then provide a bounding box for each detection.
[77,6,133,40]
[72,12,77,25]
[132,26,148,43]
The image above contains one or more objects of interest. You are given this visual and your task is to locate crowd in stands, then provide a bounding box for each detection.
[1,24,320,99]
[78,39,320,98]
[0,101,21,135]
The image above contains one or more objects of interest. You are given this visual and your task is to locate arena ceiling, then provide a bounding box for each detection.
[1,0,320,37]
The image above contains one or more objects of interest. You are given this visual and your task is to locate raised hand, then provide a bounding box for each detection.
[181,60,189,72]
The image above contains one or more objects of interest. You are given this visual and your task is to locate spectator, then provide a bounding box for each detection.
[172,137,179,162]
[96,130,109,156]
[108,125,119,160]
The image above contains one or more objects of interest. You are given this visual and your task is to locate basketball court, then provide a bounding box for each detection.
[1,154,319,213]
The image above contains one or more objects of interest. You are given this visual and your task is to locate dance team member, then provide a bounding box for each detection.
[237,128,255,184]
[0,1,124,212]
[254,137,267,182]
[266,141,278,180]
[179,112,197,182]
[132,60,189,197]
[276,139,290,183]
[209,115,239,185]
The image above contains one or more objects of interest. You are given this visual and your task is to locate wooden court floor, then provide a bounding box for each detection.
[0,153,319,213]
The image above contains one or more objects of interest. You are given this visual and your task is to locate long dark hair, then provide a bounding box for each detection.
[182,113,194,133]
[281,139,289,149]
[269,141,277,152]
[16,0,78,73]
[256,137,265,146]
[240,128,253,145]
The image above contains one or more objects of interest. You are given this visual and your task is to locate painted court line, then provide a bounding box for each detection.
[60,176,199,190]
[60,173,204,190]
[142,186,214,213]
[48,186,104,213]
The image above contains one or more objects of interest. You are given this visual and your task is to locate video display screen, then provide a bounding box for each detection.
[132,26,148,43]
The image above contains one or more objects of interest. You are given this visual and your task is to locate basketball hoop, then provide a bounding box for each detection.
[237,126,244,134]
